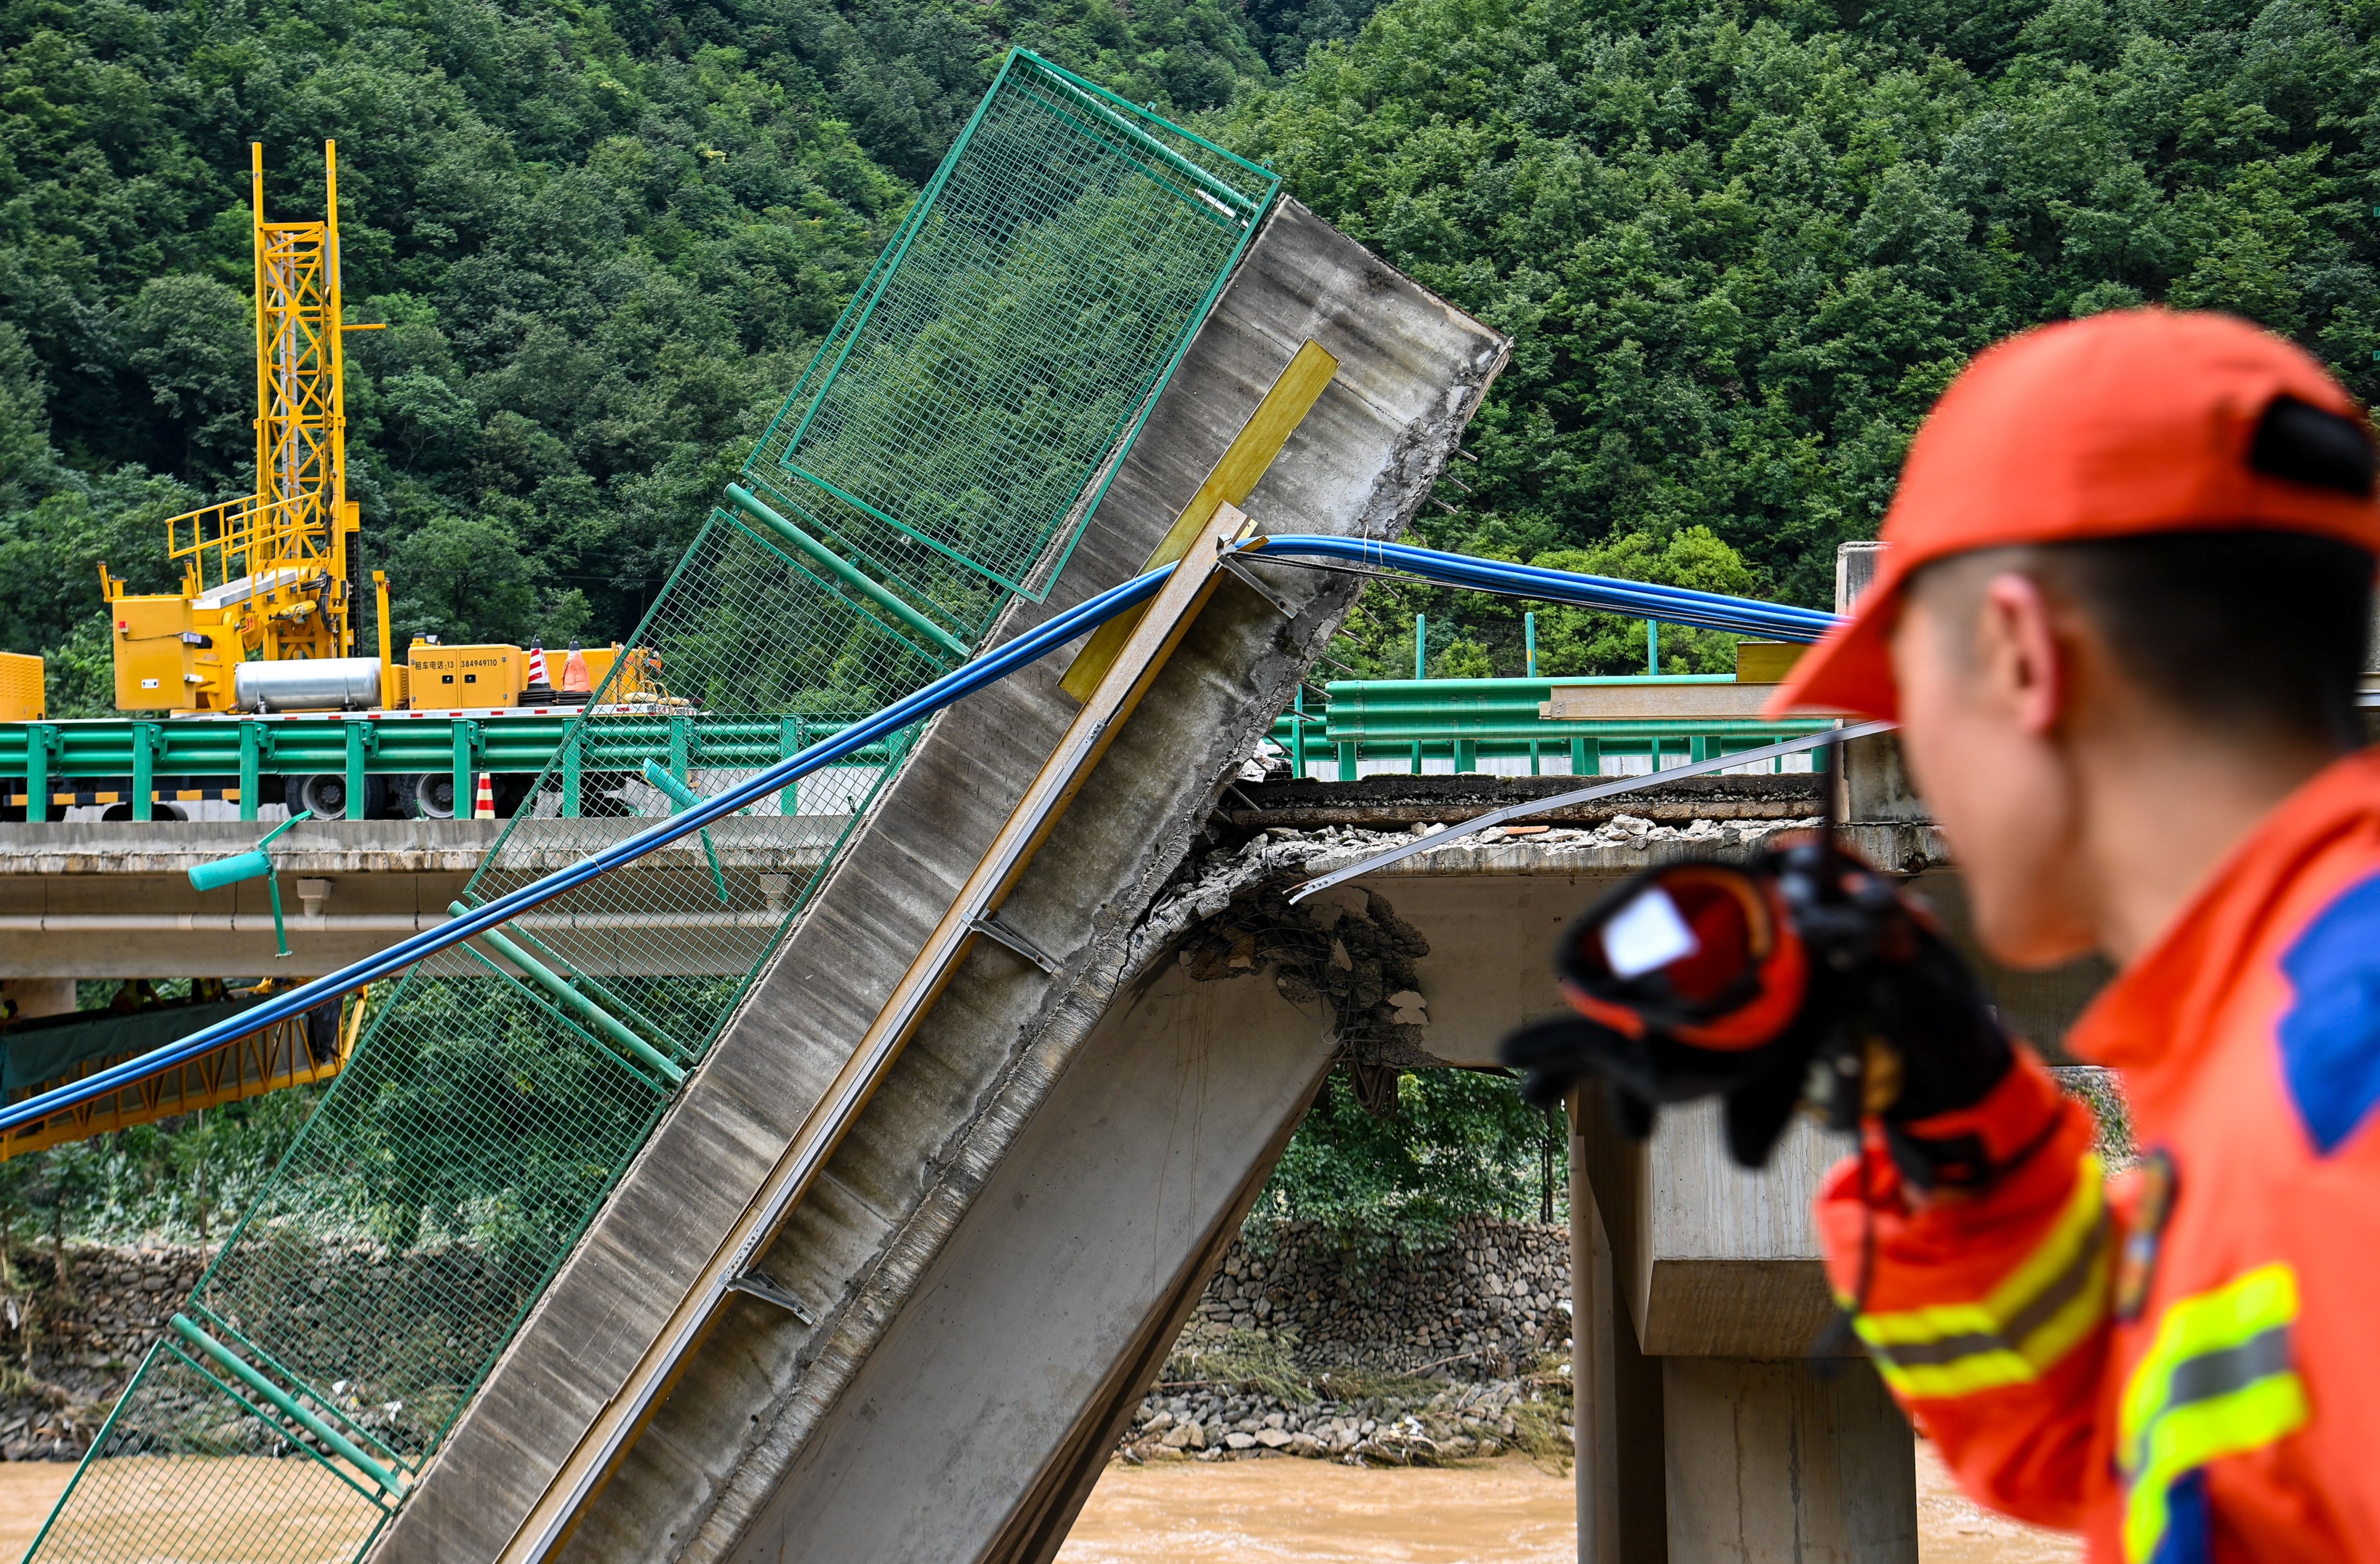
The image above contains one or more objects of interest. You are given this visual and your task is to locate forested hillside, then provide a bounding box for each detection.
[0,0,1349,712]
[1233,0,2380,672]
[1,0,2374,701]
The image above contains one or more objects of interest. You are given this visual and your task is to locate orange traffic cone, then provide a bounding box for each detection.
[561,640,592,695]
[472,773,496,820]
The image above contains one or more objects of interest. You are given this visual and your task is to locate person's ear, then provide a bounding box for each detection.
[1976,572,2065,737]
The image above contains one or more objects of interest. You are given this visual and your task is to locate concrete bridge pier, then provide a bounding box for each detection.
[1569,1088,1916,1564]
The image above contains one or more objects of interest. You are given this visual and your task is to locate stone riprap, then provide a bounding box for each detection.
[1190,1219,1569,1375]
[1121,1369,1564,1467]
[0,1244,206,1462]
[0,1221,1576,1468]
[1117,1218,1577,1468]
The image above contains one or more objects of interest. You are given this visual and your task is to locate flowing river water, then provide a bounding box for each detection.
[0,1443,2080,1561]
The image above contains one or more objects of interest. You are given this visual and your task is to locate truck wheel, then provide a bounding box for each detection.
[289,774,385,820]
[290,774,348,820]
[397,774,457,820]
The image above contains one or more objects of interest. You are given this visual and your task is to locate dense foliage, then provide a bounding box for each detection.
[1236,0,2380,672]
[1249,1067,1568,1260]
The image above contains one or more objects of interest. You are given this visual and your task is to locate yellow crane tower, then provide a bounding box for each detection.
[101,142,390,714]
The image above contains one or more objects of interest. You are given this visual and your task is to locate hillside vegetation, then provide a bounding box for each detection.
[1233,0,2380,671]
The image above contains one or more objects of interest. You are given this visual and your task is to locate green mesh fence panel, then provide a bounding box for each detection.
[28,51,1273,1563]
[743,50,1277,617]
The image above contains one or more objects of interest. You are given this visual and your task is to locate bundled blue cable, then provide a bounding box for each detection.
[1252,536,1838,643]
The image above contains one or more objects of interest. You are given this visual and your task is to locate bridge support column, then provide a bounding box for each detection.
[1572,1091,1668,1564]
[1661,1357,1916,1564]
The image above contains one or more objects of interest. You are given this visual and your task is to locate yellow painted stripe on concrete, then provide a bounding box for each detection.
[1058,338,1338,703]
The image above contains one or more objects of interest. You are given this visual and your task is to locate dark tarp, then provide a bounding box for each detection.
[0,996,320,1097]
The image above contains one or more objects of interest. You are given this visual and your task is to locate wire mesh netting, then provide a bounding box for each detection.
[27,51,1274,1563]
[745,50,1278,615]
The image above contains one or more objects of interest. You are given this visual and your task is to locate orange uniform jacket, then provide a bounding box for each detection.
[1817,749,2380,1564]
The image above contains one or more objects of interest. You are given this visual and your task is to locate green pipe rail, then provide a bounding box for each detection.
[0,711,901,822]
[0,676,1830,824]
[1268,676,1834,779]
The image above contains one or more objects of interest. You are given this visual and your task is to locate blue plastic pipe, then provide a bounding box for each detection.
[0,536,1838,1135]
[1248,536,1839,643]
[0,565,1174,1136]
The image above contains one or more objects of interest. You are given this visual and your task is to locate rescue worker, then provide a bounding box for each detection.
[1507,309,2380,1562]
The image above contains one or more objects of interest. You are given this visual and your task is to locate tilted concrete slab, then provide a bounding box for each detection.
[363,198,1507,1564]
[721,959,1335,1563]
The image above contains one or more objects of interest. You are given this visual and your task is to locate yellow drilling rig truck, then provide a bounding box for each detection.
[84,142,638,722]
[103,141,382,715]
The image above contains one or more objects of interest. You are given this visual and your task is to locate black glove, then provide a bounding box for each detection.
[1501,835,2019,1185]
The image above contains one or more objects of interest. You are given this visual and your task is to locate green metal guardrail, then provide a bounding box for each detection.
[1268,676,1834,779]
[2,676,1827,823]
[0,712,901,822]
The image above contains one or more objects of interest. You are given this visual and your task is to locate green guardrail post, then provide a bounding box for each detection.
[1337,739,1358,783]
[1524,615,1540,774]
[454,907,685,1086]
[168,1315,407,1500]
[451,721,475,822]
[1411,616,1426,776]
[24,722,53,824]
[187,810,313,959]
[668,715,691,783]
[1571,736,1597,778]
[343,723,368,820]
[723,485,970,661]
[561,730,582,820]
[238,723,263,822]
[1453,737,1477,773]
[640,760,730,907]
[131,720,157,822]
[1290,688,1307,780]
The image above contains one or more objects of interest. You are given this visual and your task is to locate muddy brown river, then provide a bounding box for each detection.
[0,1443,2079,1561]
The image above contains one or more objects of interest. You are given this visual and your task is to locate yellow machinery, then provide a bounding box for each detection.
[0,985,365,1161]
[101,142,381,713]
[0,651,41,721]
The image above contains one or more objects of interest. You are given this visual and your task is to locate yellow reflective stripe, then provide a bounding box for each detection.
[2117,1264,2308,1564]
[1863,1338,2033,1400]
[2123,1370,2307,1563]
[2118,1264,2297,1463]
[1852,1154,2110,1400]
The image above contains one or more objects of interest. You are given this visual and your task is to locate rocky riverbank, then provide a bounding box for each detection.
[1116,1218,1576,1468]
[0,1243,205,1462]
[0,1219,1579,1466]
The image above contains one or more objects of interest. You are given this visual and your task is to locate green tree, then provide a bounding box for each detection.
[1250,1068,1568,1260]
[388,514,538,645]
[121,275,255,486]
